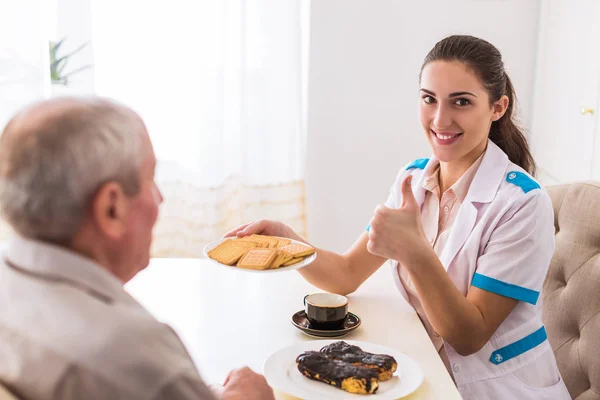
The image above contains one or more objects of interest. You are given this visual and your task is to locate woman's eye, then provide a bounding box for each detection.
[454,98,470,106]
[423,95,435,104]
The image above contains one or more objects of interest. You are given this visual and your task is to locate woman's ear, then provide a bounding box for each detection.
[90,182,129,239]
[492,95,509,121]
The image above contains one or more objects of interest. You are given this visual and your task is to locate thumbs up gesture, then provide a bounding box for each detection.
[367,175,429,264]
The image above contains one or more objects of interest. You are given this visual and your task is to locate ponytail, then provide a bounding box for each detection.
[489,74,536,176]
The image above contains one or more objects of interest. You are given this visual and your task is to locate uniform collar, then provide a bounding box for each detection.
[422,152,485,203]
[421,139,508,205]
[464,140,508,203]
[3,235,132,303]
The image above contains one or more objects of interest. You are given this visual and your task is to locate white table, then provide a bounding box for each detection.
[126,259,461,399]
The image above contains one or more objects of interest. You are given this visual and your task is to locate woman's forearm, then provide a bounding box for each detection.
[405,250,487,355]
[297,249,358,295]
[298,234,387,296]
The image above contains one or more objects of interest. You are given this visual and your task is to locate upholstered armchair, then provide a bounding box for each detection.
[544,182,600,400]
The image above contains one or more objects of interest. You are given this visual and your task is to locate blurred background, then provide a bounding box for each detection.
[1,0,597,254]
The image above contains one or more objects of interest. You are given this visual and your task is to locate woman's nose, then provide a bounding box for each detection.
[153,183,164,204]
[433,104,452,128]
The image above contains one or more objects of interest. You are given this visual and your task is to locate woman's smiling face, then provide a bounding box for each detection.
[419,60,502,165]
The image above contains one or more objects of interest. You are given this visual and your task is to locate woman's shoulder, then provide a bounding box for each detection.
[499,162,543,194]
[391,157,432,181]
[495,161,553,215]
[404,157,430,171]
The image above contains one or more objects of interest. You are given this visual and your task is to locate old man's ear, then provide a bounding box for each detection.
[92,181,129,239]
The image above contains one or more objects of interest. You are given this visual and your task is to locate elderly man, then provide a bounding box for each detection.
[0,98,275,400]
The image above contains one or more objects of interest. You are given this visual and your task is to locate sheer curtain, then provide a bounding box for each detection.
[91,0,308,257]
[0,1,49,125]
[0,0,51,242]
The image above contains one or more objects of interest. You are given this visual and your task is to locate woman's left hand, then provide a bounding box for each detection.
[367,175,431,266]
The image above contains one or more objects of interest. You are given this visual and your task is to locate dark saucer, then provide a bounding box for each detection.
[291,310,361,338]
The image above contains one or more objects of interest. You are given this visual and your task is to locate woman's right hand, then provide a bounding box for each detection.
[223,219,307,244]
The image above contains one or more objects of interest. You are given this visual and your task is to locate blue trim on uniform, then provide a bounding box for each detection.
[405,158,429,170]
[365,224,370,232]
[506,171,540,194]
[471,273,540,305]
[490,327,547,365]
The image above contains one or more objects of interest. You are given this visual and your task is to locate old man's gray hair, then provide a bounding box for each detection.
[0,97,145,242]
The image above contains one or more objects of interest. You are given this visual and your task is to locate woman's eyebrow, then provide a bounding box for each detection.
[419,88,477,98]
[449,91,477,98]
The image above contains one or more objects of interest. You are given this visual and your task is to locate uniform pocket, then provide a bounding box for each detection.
[510,348,560,388]
[506,373,571,400]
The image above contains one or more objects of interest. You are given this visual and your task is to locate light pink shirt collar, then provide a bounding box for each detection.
[4,235,133,304]
[422,152,485,202]
[412,139,510,206]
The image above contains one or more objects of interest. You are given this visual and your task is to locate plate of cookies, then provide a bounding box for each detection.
[204,234,317,273]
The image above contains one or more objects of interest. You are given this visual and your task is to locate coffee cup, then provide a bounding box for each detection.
[303,292,348,330]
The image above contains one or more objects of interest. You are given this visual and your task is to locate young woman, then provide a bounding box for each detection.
[226,35,571,399]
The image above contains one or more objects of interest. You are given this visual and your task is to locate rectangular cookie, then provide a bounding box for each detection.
[237,249,277,270]
[207,240,248,266]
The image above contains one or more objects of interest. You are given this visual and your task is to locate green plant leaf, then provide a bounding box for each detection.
[58,41,90,62]
[50,38,66,55]
[56,58,69,75]
[48,38,93,83]
[61,64,93,80]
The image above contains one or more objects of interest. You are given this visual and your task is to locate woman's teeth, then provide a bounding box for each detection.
[434,131,461,140]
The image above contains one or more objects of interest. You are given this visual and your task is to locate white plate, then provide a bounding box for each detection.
[203,237,317,273]
[263,340,424,399]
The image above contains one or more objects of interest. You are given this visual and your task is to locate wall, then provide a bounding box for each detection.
[306,0,541,252]
[52,0,95,95]
[0,0,48,129]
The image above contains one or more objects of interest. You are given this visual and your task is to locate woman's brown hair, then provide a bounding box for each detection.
[421,35,536,176]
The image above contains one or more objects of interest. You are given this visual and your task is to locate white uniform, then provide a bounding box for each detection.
[383,140,571,399]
